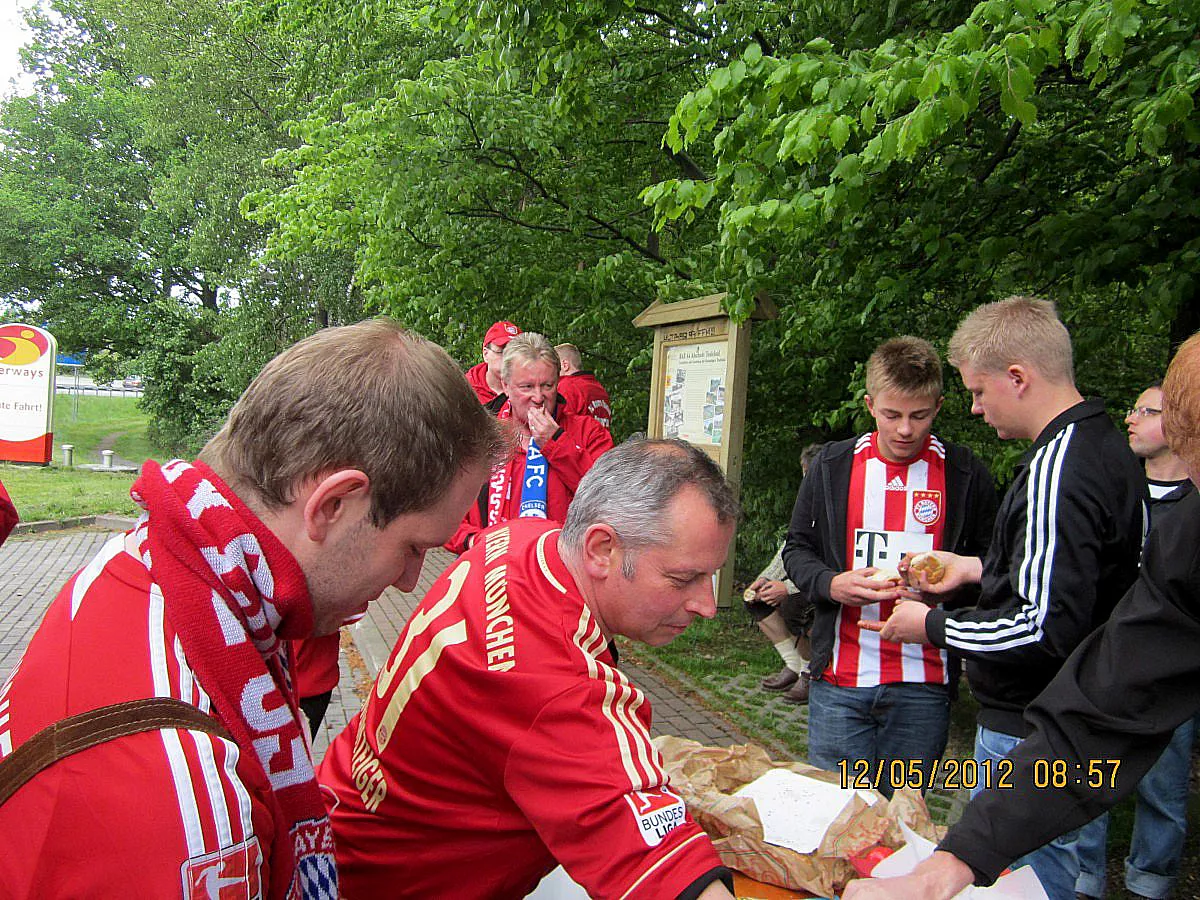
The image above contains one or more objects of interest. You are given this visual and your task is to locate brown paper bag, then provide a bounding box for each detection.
[654,736,941,897]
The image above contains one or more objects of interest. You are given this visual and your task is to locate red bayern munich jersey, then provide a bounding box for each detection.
[827,433,949,688]
[0,534,281,899]
[319,518,723,900]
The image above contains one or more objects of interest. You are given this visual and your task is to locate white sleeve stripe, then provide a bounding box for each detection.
[70,535,126,620]
[174,637,237,847]
[221,737,255,839]
[943,427,1073,650]
[149,585,206,856]
[617,831,711,900]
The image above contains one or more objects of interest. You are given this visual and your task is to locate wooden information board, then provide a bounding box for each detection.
[634,293,777,606]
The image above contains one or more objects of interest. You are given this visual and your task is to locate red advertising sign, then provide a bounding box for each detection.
[0,323,57,464]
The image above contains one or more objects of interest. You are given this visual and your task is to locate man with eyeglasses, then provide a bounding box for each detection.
[1074,384,1196,900]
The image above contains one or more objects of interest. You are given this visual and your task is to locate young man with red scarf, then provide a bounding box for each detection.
[781,336,997,798]
[447,332,614,554]
[0,320,504,899]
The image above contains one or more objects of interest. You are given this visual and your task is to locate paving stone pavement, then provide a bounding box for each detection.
[0,531,748,764]
[0,529,967,824]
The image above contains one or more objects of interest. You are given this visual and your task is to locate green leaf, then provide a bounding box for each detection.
[829,115,851,150]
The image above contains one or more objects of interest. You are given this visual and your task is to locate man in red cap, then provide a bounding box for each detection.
[466,320,522,404]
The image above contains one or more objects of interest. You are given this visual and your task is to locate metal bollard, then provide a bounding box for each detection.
[101,449,114,469]
[61,444,74,467]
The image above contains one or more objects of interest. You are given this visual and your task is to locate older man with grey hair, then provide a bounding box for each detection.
[320,437,741,900]
[446,332,613,553]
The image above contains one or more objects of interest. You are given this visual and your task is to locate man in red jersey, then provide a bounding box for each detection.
[466,319,522,404]
[555,341,613,430]
[320,438,741,900]
[447,332,613,553]
[781,336,997,798]
[0,320,504,899]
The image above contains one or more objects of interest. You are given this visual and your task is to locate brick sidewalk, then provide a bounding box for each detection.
[0,532,748,763]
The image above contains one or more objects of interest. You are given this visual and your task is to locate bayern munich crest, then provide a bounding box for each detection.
[911,490,942,526]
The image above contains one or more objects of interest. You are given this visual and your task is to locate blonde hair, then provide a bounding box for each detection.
[555,343,582,371]
[948,296,1074,382]
[200,318,506,526]
[1162,332,1200,471]
[502,332,560,383]
[865,336,942,399]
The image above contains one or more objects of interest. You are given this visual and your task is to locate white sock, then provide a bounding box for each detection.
[773,639,805,674]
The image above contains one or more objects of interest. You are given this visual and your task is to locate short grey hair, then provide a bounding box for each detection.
[501,332,560,383]
[560,436,740,575]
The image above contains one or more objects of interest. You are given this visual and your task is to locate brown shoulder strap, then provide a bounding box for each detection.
[0,697,233,806]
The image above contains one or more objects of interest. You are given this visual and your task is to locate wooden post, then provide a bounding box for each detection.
[633,292,778,607]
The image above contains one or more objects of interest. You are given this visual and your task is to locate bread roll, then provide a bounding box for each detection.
[867,567,902,584]
[905,552,945,586]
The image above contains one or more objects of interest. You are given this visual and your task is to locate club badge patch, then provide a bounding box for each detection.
[624,786,687,847]
[181,836,263,900]
[912,490,942,526]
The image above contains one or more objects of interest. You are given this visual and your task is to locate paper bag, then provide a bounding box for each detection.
[654,736,941,898]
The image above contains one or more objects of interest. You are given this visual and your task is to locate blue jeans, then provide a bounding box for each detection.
[807,679,950,798]
[974,726,1081,900]
[1076,714,1198,899]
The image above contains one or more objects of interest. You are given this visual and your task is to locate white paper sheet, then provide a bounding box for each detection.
[868,821,1050,899]
[733,768,878,855]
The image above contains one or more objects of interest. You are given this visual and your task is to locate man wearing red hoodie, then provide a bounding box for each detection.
[555,342,613,430]
[466,320,522,404]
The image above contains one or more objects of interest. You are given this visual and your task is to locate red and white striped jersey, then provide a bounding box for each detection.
[0,534,280,899]
[828,433,949,688]
[319,518,723,900]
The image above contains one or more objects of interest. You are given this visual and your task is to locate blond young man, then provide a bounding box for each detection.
[846,331,1200,900]
[865,298,1145,900]
[0,320,505,898]
[781,337,997,797]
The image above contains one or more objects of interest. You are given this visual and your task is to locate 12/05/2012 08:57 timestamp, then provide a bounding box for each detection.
[837,757,1123,793]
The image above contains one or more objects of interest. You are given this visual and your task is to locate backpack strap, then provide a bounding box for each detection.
[0,697,232,806]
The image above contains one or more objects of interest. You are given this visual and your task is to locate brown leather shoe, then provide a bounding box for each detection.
[760,666,800,691]
[782,671,811,704]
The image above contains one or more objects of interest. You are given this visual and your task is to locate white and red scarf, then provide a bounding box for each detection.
[131,459,336,900]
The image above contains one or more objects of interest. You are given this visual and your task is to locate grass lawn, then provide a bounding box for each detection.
[1,395,161,522]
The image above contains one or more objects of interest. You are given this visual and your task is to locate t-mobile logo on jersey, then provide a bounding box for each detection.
[852,529,934,569]
[624,786,687,847]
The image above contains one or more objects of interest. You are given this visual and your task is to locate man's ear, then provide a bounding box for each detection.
[1007,364,1030,397]
[579,523,620,580]
[302,469,371,543]
[863,393,876,417]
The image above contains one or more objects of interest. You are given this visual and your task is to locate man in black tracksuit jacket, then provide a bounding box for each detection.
[782,436,997,690]
[924,398,1146,739]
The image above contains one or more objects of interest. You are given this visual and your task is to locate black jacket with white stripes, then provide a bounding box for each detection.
[925,399,1147,737]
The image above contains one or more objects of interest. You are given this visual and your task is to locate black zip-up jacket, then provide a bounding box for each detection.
[781,435,999,681]
[940,487,1200,886]
[925,399,1147,737]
